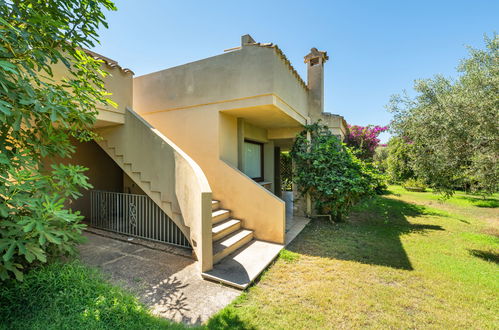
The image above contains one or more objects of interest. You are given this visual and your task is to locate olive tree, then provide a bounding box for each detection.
[0,0,116,280]
[388,34,498,196]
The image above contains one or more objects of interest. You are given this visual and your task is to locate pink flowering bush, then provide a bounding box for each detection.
[344,125,389,160]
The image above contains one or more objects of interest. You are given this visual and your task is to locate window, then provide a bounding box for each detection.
[243,140,263,181]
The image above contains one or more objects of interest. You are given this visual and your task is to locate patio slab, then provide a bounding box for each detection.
[285,216,310,245]
[79,231,240,325]
[202,240,283,289]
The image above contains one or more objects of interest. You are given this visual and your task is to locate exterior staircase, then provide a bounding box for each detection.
[96,134,187,235]
[203,199,283,290]
[211,200,253,264]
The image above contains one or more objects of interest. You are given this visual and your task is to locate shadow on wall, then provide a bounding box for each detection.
[287,196,445,270]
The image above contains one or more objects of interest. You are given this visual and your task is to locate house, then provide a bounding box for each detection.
[53,35,347,289]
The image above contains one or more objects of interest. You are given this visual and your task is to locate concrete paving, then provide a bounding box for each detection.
[78,231,240,325]
[285,216,310,245]
[202,240,283,289]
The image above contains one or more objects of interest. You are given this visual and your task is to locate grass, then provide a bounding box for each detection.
[0,261,188,330]
[209,185,499,329]
[1,186,497,329]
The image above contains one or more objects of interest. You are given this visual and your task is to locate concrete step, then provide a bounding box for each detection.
[203,240,283,290]
[212,200,220,211]
[212,218,241,241]
[212,209,230,224]
[213,229,253,264]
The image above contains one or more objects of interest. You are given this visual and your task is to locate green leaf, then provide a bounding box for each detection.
[3,243,16,262]
[0,60,17,74]
[0,204,9,217]
[44,232,62,244]
[0,100,12,115]
[11,267,24,281]
[23,222,36,232]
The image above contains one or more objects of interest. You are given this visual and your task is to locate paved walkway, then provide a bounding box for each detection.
[78,231,240,325]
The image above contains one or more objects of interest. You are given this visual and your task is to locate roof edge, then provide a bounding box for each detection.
[83,48,134,75]
[243,42,307,90]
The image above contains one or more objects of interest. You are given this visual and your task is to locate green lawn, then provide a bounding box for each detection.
[209,186,499,329]
[1,186,497,329]
[0,261,187,330]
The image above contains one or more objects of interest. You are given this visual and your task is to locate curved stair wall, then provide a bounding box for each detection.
[95,108,213,271]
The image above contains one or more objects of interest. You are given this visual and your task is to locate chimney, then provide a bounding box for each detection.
[304,48,329,120]
[241,34,256,46]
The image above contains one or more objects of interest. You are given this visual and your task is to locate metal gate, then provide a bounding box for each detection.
[90,190,191,248]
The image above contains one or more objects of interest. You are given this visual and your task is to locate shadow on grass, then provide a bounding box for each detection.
[206,308,255,330]
[457,196,499,208]
[469,249,499,264]
[287,196,444,271]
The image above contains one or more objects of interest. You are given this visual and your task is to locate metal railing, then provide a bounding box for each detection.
[90,190,191,248]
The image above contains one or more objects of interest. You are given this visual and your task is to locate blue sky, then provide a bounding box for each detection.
[92,0,498,142]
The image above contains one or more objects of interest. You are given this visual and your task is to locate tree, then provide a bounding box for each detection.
[373,144,388,173]
[0,0,116,280]
[344,124,388,160]
[385,137,415,183]
[388,34,499,195]
[291,123,385,221]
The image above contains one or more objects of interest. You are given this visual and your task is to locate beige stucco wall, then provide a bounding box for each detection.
[123,172,146,195]
[320,113,348,140]
[219,113,239,167]
[51,59,133,126]
[133,45,308,123]
[244,122,268,142]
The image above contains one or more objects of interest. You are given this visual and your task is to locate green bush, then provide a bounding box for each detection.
[402,178,428,192]
[290,122,386,221]
[0,164,91,280]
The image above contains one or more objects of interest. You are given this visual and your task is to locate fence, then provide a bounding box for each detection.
[90,190,191,248]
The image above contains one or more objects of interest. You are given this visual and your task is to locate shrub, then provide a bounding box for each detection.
[344,124,389,160]
[0,164,91,280]
[291,122,386,221]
